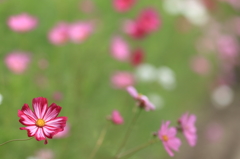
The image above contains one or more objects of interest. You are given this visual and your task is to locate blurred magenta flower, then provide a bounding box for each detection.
[5,52,31,74]
[217,35,239,60]
[68,22,93,43]
[48,23,69,45]
[7,13,37,32]
[190,55,210,75]
[131,48,144,66]
[111,110,124,125]
[158,121,181,157]
[111,71,135,89]
[178,113,197,147]
[54,123,70,138]
[18,97,68,144]
[123,19,148,39]
[113,0,136,12]
[126,86,155,111]
[136,8,161,32]
[111,36,130,61]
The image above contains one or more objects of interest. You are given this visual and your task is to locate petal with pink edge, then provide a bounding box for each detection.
[43,103,62,122]
[46,117,67,128]
[18,110,36,126]
[20,125,38,137]
[32,97,48,119]
[126,86,138,98]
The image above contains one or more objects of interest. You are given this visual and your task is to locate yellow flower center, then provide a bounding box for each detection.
[35,119,45,127]
[162,135,169,142]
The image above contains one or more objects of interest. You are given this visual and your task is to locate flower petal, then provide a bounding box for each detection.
[32,97,48,119]
[20,125,38,137]
[43,125,64,139]
[18,109,36,126]
[163,142,174,157]
[43,103,62,122]
[126,86,138,98]
[167,138,181,151]
[45,117,67,129]
[35,127,47,141]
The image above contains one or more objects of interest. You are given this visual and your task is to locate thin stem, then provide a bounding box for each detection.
[0,137,33,146]
[114,108,142,158]
[89,122,110,159]
[117,139,159,159]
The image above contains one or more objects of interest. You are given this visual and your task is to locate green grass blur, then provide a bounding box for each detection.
[0,0,213,158]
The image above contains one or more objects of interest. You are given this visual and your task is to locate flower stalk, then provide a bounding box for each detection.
[0,137,33,146]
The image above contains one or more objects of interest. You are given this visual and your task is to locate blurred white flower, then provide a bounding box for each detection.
[211,85,234,109]
[157,66,176,90]
[148,93,164,109]
[0,94,3,105]
[135,63,157,82]
[163,0,184,15]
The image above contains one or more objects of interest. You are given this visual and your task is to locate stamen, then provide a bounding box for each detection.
[162,135,169,142]
[35,119,45,127]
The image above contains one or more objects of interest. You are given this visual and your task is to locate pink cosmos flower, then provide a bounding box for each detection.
[111,36,130,61]
[178,112,197,147]
[5,52,31,74]
[123,19,148,39]
[18,97,68,144]
[48,23,69,45]
[131,48,144,66]
[136,8,161,32]
[126,86,155,111]
[113,0,136,12]
[7,13,37,32]
[158,121,181,157]
[68,22,93,43]
[111,110,124,125]
[111,71,135,89]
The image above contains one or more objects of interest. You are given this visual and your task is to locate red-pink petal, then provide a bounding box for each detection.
[35,128,47,141]
[18,107,36,126]
[43,103,62,122]
[32,97,48,119]
[45,117,67,129]
[20,125,38,137]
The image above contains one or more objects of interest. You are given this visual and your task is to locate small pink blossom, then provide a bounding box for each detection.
[190,56,210,75]
[7,13,37,32]
[111,36,130,61]
[178,112,197,147]
[113,0,136,12]
[126,86,155,111]
[18,97,68,144]
[48,23,69,45]
[68,22,93,43]
[111,110,124,125]
[111,72,135,89]
[158,121,181,157]
[136,8,161,32]
[52,91,63,101]
[5,52,31,74]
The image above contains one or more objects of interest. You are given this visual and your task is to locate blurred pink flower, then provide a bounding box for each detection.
[48,23,69,45]
[7,13,37,32]
[126,86,155,111]
[113,0,136,12]
[178,112,197,147]
[131,48,144,66]
[158,121,181,157]
[123,19,148,39]
[111,36,130,61]
[205,122,223,142]
[111,110,124,125]
[68,22,93,43]
[5,52,31,74]
[54,123,70,138]
[35,148,55,159]
[111,71,135,89]
[190,56,210,75]
[217,35,239,60]
[136,8,161,32]
[52,91,63,101]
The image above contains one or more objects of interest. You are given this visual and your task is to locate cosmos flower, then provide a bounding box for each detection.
[18,97,68,144]
[158,121,181,156]
[111,110,124,125]
[131,48,144,66]
[111,71,135,89]
[48,22,69,45]
[113,0,136,12]
[110,35,130,61]
[7,13,37,32]
[5,52,31,74]
[68,22,93,43]
[178,112,197,147]
[126,86,155,111]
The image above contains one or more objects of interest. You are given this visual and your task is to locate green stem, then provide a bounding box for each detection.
[0,137,33,146]
[89,122,110,159]
[117,139,159,159]
[114,108,142,158]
